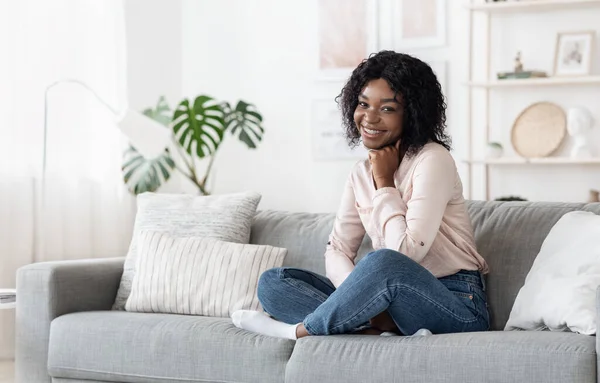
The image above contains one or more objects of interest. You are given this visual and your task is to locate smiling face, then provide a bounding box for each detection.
[353,78,404,150]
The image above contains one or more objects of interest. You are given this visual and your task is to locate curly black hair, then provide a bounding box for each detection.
[336,50,451,157]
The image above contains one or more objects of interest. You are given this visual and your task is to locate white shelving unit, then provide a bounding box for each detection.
[465,0,600,200]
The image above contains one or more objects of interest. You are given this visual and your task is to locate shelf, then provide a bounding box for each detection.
[464,157,600,165]
[466,0,600,13]
[468,76,600,88]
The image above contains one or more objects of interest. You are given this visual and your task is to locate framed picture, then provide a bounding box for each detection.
[390,0,446,50]
[311,98,369,161]
[317,0,379,81]
[553,31,595,76]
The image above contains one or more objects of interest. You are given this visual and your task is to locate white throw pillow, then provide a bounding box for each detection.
[112,191,262,311]
[125,231,287,317]
[505,211,600,335]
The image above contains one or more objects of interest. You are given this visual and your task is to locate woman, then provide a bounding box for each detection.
[232,51,490,340]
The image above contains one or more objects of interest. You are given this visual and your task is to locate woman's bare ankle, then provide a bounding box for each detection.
[296,324,310,339]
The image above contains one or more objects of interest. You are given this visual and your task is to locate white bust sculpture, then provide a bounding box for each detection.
[567,107,595,159]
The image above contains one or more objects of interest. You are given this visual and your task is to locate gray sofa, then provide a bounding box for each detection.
[15,200,600,383]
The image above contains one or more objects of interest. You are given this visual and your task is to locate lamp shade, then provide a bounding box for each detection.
[117,109,172,158]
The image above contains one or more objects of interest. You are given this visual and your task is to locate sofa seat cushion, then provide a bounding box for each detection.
[48,311,294,383]
[286,331,595,383]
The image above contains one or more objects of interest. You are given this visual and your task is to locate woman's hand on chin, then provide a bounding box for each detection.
[369,140,400,189]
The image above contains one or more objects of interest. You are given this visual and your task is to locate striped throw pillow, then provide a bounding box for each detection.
[125,231,287,317]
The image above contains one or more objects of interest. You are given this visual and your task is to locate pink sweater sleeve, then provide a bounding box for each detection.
[324,176,366,288]
[371,150,455,263]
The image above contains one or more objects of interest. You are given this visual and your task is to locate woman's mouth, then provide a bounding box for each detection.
[362,126,385,138]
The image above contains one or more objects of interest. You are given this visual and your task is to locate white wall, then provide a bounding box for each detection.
[125,0,182,111]
[181,0,346,213]
[181,0,600,210]
[124,0,185,192]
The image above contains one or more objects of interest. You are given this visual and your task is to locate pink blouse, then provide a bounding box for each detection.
[324,142,489,288]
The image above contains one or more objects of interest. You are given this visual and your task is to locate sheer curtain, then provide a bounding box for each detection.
[0,0,135,358]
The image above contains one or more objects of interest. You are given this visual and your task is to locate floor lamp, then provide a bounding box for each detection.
[36,79,172,262]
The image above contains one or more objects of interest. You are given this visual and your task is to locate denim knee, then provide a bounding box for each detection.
[360,249,416,271]
[257,267,283,304]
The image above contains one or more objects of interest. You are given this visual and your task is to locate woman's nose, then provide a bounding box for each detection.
[364,109,380,123]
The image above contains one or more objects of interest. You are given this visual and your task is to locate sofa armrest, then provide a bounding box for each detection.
[15,257,125,383]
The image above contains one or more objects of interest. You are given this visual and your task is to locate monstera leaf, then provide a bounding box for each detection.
[142,96,171,126]
[122,146,175,194]
[121,97,175,194]
[222,100,264,148]
[172,96,225,158]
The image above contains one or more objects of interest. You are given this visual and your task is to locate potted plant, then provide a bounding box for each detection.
[121,95,264,195]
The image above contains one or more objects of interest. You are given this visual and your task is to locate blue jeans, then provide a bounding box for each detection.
[257,249,490,335]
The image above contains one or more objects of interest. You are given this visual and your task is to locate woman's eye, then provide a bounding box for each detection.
[358,101,368,108]
[382,107,395,112]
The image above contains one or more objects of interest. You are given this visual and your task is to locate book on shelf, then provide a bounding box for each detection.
[0,296,15,304]
[0,290,16,304]
[497,70,548,80]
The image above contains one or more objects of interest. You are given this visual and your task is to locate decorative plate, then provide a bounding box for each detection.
[511,102,566,158]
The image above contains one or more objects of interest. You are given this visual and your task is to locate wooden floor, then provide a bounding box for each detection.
[0,360,14,383]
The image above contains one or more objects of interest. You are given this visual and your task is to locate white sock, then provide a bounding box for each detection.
[413,328,433,337]
[231,310,299,340]
[380,329,432,337]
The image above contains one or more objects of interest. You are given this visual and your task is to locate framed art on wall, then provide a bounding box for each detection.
[317,0,379,81]
[390,0,446,50]
[553,30,595,76]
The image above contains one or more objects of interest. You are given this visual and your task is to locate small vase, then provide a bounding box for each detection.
[589,189,600,203]
[486,144,504,159]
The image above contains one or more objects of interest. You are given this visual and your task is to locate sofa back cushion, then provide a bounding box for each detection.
[250,201,600,331]
[250,211,358,274]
